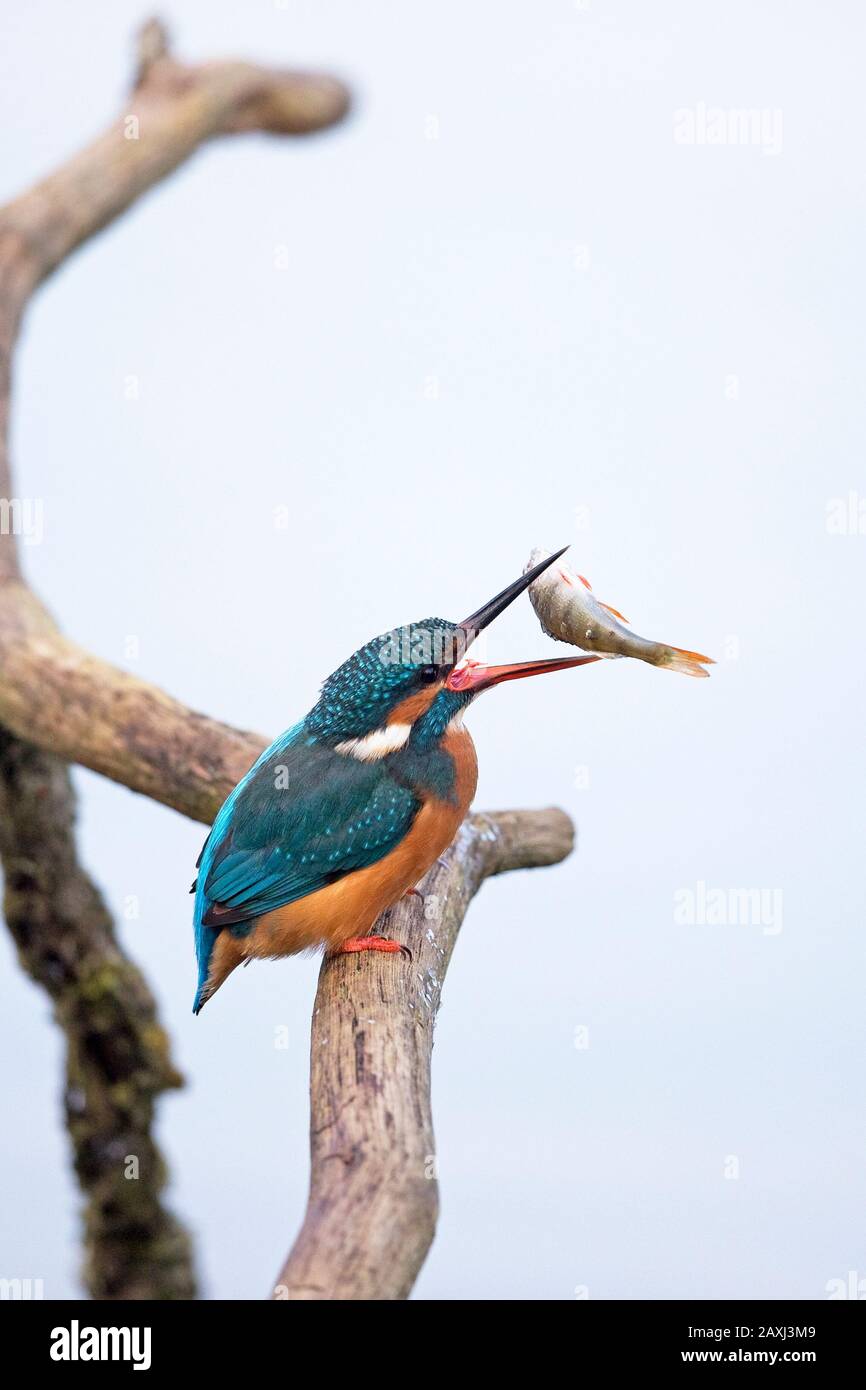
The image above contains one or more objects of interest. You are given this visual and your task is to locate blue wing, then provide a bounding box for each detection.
[192,724,418,1009]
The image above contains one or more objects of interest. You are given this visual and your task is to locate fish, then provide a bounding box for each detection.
[524,547,714,678]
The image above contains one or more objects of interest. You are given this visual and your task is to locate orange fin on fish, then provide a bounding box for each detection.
[577,574,592,590]
[599,600,630,623]
[661,646,715,679]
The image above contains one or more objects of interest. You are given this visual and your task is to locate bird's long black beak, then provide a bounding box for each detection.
[458,546,569,645]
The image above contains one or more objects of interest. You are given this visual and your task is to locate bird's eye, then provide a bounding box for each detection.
[418,664,439,683]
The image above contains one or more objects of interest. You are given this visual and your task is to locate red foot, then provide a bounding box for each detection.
[403,887,424,901]
[335,936,411,960]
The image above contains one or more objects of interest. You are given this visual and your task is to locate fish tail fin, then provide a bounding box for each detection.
[658,645,715,678]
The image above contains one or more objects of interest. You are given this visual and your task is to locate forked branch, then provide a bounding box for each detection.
[0,20,575,1303]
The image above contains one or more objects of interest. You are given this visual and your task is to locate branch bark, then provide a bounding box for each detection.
[0,584,266,824]
[0,19,577,1304]
[274,807,574,1301]
[0,16,348,817]
[0,730,195,1298]
[0,16,350,583]
[0,18,349,1297]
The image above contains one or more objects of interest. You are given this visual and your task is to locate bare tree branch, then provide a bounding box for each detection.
[0,15,350,583]
[0,20,577,1305]
[274,807,574,1301]
[0,585,266,824]
[0,730,195,1298]
[0,17,348,811]
[0,19,349,1298]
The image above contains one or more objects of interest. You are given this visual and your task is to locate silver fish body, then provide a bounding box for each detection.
[525,548,713,678]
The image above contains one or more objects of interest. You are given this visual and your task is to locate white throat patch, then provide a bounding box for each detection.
[335,723,412,762]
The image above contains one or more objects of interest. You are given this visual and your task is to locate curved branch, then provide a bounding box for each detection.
[0,19,350,1299]
[0,16,350,583]
[0,18,348,807]
[0,730,195,1298]
[0,19,577,1307]
[0,18,349,804]
[273,807,575,1301]
[0,585,266,823]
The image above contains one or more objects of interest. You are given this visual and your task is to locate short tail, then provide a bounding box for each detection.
[192,981,210,1015]
[192,932,245,1013]
[656,645,715,678]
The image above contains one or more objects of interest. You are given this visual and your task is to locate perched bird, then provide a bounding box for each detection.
[525,547,714,678]
[191,548,598,1011]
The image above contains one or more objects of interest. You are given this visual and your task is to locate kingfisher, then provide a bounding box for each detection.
[191,548,599,1011]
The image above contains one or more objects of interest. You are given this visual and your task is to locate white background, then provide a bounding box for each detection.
[0,0,863,1299]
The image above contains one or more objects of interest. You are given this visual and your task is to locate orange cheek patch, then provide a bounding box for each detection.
[386,684,444,726]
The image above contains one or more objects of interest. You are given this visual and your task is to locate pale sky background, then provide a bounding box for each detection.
[0,1,863,1300]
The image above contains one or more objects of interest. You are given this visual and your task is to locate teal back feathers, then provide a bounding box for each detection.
[192,619,474,1011]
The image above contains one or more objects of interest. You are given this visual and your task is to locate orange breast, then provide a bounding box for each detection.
[248,724,478,959]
